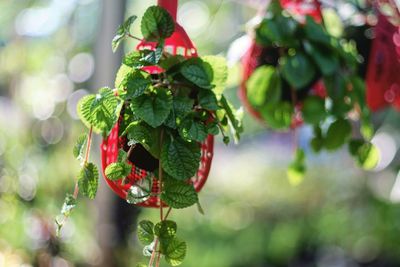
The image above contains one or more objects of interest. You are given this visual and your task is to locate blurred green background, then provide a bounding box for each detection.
[1,0,400,266]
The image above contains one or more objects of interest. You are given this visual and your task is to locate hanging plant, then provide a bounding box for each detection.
[240,1,378,182]
[56,3,242,267]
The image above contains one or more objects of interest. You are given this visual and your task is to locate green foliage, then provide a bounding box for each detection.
[324,119,352,150]
[77,87,123,136]
[137,220,155,245]
[105,162,132,181]
[287,148,306,186]
[140,6,175,41]
[61,193,77,216]
[112,15,137,52]
[260,102,293,130]
[130,88,173,128]
[70,5,243,266]
[155,220,177,239]
[181,58,213,89]
[301,96,326,124]
[73,133,87,160]
[161,180,198,209]
[163,238,187,266]
[246,65,281,107]
[349,140,379,170]
[281,52,316,89]
[77,162,99,199]
[161,136,201,180]
[247,4,374,177]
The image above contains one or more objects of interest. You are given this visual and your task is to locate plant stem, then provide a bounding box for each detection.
[122,144,136,185]
[148,237,159,267]
[127,33,142,41]
[150,129,165,267]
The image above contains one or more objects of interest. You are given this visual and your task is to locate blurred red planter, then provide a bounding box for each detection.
[240,0,325,128]
[366,13,400,111]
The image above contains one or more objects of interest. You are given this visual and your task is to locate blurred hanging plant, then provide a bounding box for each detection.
[56,5,242,267]
[244,2,378,183]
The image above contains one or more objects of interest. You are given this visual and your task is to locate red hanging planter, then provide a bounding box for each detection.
[100,0,214,208]
[239,0,326,127]
[366,12,400,111]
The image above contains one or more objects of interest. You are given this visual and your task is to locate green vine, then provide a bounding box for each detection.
[57,5,242,267]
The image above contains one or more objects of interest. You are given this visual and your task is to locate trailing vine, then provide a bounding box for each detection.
[56,5,242,267]
[244,2,379,182]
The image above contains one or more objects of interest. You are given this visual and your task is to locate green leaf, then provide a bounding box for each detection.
[219,95,243,142]
[256,15,298,46]
[127,175,153,204]
[112,15,137,52]
[161,179,198,209]
[78,162,99,199]
[165,97,194,129]
[117,149,128,162]
[115,64,133,90]
[105,162,132,181]
[77,87,123,135]
[154,220,177,239]
[281,52,316,89]
[135,263,148,267]
[287,148,306,186]
[122,51,144,69]
[161,136,201,180]
[301,96,326,124]
[198,90,219,110]
[349,140,379,170]
[73,133,87,160]
[137,220,154,245]
[141,46,163,65]
[181,58,213,89]
[304,16,331,45]
[260,102,293,130]
[141,6,175,41]
[246,65,281,107]
[130,89,173,127]
[160,55,186,70]
[324,119,352,150]
[206,121,219,135]
[179,118,208,142]
[310,125,323,152]
[303,41,339,76]
[201,56,228,98]
[163,238,187,266]
[123,70,151,99]
[61,193,77,216]
[124,122,161,158]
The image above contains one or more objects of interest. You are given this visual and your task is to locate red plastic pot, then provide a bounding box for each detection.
[240,0,325,127]
[101,0,214,208]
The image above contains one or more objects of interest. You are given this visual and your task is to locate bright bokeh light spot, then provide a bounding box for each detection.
[390,171,400,203]
[15,7,59,36]
[40,117,64,145]
[68,53,95,83]
[67,89,88,119]
[18,174,37,201]
[49,74,74,102]
[371,132,397,171]
[178,1,210,38]
[227,35,251,66]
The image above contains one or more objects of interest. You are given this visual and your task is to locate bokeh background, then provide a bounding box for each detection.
[1,0,400,266]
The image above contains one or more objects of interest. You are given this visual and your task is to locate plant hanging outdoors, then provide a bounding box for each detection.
[56,2,242,266]
[240,1,379,183]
